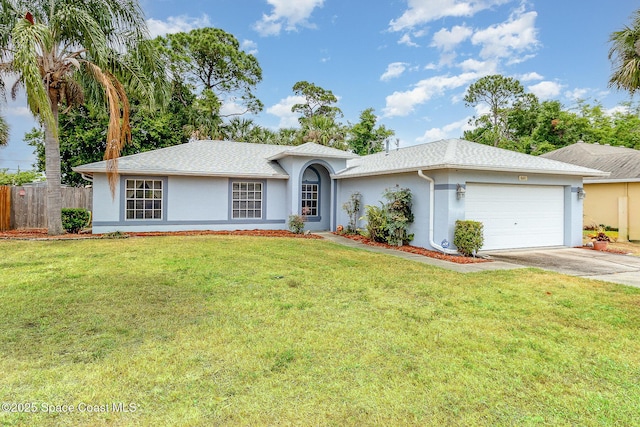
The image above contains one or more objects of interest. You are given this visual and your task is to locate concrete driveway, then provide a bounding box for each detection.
[485,248,640,288]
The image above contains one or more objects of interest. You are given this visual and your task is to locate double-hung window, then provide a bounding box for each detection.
[125,179,163,220]
[301,183,318,217]
[232,181,263,219]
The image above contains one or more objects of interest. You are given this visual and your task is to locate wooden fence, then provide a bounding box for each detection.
[0,186,9,231]
[0,185,92,230]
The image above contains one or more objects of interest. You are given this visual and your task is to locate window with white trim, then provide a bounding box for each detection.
[301,183,318,217]
[232,181,263,219]
[125,179,163,220]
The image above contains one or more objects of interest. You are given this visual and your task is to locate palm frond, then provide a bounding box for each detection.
[11,16,56,137]
[85,62,131,195]
[0,114,9,145]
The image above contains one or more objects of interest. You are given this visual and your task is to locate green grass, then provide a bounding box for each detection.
[1,236,639,426]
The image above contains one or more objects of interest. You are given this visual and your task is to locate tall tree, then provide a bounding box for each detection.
[347,108,394,155]
[609,9,640,94]
[300,115,347,150]
[29,82,192,187]
[464,74,526,146]
[0,74,7,146]
[156,28,263,139]
[291,81,342,122]
[0,0,165,234]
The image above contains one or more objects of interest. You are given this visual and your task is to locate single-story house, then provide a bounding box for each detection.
[541,141,639,241]
[73,138,607,251]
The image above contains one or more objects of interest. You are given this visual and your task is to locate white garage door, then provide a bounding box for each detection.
[465,183,565,250]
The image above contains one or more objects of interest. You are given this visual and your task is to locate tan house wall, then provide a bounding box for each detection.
[584,182,640,241]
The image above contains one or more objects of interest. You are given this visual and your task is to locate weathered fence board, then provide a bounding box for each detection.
[0,186,10,231]
[9,186,92,229]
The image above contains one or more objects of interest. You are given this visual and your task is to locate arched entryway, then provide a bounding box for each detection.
[299,163,332,231]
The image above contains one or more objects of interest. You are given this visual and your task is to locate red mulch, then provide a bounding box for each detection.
[577,245,631,255]
[0,228,322,240]
[335,233,491,264]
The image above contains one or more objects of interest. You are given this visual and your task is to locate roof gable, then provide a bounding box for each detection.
[266,142,359,160]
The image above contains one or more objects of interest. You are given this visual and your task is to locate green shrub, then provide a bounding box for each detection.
[61,208,91,234]
[361,187,414,246]
[454,220,484,257]
[362,204,387,242]
[288,214,305,234]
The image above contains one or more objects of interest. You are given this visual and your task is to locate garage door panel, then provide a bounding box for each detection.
[465,184,564,250]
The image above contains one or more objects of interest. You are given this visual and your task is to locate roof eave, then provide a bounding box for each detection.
[334,163,609,179]
[72,168,289,180]
[585,177,640,184]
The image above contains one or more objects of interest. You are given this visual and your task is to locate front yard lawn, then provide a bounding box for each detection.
[1,236,639,426]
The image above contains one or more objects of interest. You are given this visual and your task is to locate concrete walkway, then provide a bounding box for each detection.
[316,233,640,288]
[315,232,523,274]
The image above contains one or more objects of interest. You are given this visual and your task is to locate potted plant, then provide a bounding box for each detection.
[592,229,611,251]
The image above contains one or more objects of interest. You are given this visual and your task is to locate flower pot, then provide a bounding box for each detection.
[593,241,608,251]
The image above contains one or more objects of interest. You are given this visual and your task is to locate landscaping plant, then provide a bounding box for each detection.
[61,208,91,234]
[454,220,484,256]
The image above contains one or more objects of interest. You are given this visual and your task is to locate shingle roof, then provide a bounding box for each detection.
[540,142,640,181]
[74,140,290,178]
[266,142,358,160]
[335,139,608,178]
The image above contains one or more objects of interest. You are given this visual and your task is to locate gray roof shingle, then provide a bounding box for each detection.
[540,142,640,181]
[74,140,290,178]
[335,139,608,178]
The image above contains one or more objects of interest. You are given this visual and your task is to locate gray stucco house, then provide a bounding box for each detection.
[73,139,606,251]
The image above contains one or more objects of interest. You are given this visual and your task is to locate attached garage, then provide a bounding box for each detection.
[465,183,565,250]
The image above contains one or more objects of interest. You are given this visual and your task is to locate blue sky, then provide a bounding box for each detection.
[1,0,638,171]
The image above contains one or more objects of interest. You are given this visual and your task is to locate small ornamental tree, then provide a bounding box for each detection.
[454,220,484,257]
[342,191,362,233]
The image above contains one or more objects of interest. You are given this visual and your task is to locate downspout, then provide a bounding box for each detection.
[417,170,458,255]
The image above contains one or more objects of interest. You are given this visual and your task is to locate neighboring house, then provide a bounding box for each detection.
[542,141,639,241]
[74,138,606,251]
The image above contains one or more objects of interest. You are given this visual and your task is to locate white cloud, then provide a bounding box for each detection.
[471,10,539,60]
[528,81,562,100]
[220,101,248,117]
[398,33,419,47]
[457,58,497,74]
[266,95,306,128]
[607,105,629,116]
[431,25,473,51]
[519,72,543,82]
[389,0,510,32]
[380,62,408,81]
[564,87,589,101]
[383,72,480,117]
[254,0,324,36]
[242,40,258,56]
[5,105,32,118]
[146,15,211,38]
[417,117,472,142]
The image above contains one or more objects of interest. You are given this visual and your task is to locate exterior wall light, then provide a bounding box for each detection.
[456,184,466,200]
[577,187,586,199]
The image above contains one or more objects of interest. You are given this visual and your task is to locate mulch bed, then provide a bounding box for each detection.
[335,233,491,264]
[0,228,322,240]
[577,245,632,255]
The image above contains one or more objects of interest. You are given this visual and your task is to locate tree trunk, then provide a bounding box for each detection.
[44,103,64,235]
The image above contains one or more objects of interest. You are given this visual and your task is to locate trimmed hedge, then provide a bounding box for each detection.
[454,220,484,257]
[61,208,91,234]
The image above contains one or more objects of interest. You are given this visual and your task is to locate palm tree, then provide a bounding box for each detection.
[0,116,8,146]
[0,0,164,234]
[609,9,640,94]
